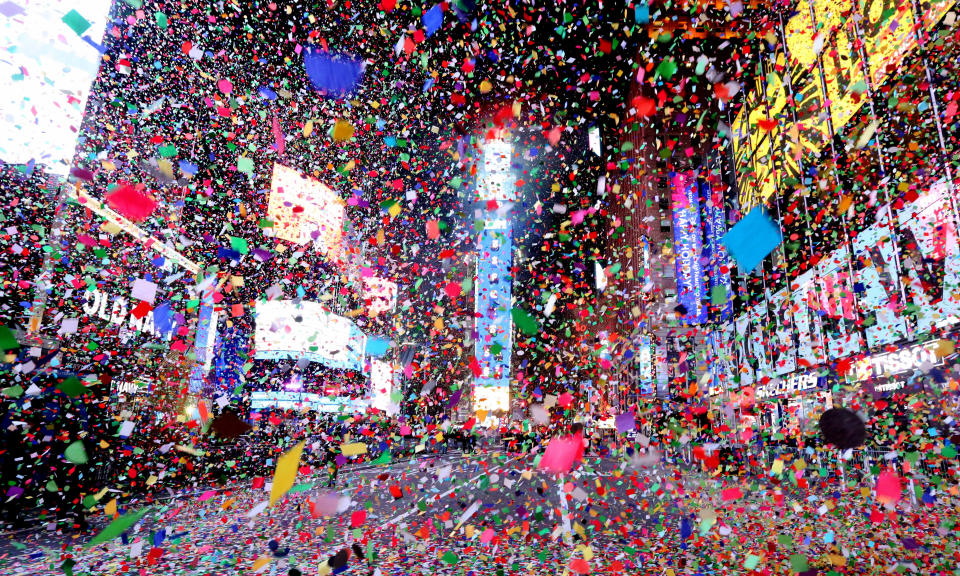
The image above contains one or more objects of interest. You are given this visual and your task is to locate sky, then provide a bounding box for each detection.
[0,0,113,174]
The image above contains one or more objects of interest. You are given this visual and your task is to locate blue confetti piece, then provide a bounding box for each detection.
[423,4,443,37]
[258,86,277,100]
[303,50,364,98]
[178,160,198,175]
[722,207,782,273]
[153,303,173,334]
[635,2,649,23]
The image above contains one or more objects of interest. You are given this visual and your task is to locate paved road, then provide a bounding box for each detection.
[0,447,701,575]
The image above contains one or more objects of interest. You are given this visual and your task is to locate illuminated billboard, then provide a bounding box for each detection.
[0,0,113,174]
[254,299,366,370]
[476,139,516,203]
[712,177,959,388]
[473,138,514,413]
[474,219,512,412]
[362,276,398,316]
[670,172,706,324]
[249,391,368,413]
[369,358,397,415]
[732,0,956,212]
[267,163,345,261]
[701,179,732,321]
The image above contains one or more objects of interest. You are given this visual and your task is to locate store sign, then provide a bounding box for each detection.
[851,341,943,383]
[717,179,959,385]
[81,288,179,340]
[756,372,821,400]
[701,179,732,321]
[670,172,706,324]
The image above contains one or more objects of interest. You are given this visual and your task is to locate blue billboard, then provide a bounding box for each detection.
[670,172,706,324]
[475,220,512,407]
[700,179,733,321]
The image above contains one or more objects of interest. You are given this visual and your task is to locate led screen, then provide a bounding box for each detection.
[0,0,113,174]
[712,178,959,387]
[477,140,516,203]
[474,219,512,412]
[249,391,368,413]
[670,172,706,324]
[701,179,732,321]
[267,163,345,261]
[369,358,396,415]
[362,276,398,316]
[254,299,366,370]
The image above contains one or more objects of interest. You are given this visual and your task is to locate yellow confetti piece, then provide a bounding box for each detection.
[479,79,492,93]
[340,442,367,456]
[387,202,402,218]
[270,441,305,506]
[146,475,158,486]
[251,557,271,572]
[104,498,117,517]
[303,120,314,137]
[332,119,355,141]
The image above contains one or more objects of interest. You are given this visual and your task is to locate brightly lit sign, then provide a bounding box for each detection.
[370,358,397,415]
[254,299,366,370]
[851,341,942,383]
[733,0,957,212]
[670,172,706,324]
[362,276,398,316]
[714,178,959,385]
[474,140,514,412]
[249,391,368,413]
[80,288,180,340]
[477,140,516,203]
[267,163,345,261]
[0,0,114,174]
[755,372,821,400]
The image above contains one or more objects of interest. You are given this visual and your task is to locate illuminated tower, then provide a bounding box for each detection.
[473,138,515,414]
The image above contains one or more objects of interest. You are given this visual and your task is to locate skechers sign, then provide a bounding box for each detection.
[755,372,821,400]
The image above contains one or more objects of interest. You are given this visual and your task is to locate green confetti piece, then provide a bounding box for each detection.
[155,11,168,29]
[64,441,88,464]
[86,507,151,547]
[511,307,539,335]
[229,236,249,254]
[237,156,254,174]
[0,325,20,351]
[61,9,91,36]
[57,377,87,397]
[441,551,459,565]
[2,385,24,398]
[789,554,809,572]
[743,554,760,570]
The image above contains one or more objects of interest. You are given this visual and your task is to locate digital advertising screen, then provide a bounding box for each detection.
[254,299,366,371]
[362,275,398,317]
[474,219,512,412]
[700,179,732,321]
[249,391,368,413]
[267,163,345,262]
[369,358,397,415]
[670,172,706,324]
[476,139,516,203]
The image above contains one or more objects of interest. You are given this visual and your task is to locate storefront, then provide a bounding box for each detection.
[754,371,834,434]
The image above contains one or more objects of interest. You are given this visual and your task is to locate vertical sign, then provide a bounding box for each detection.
[670,172,706,324]
[700,178,733,321]
[474,139,514,412]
